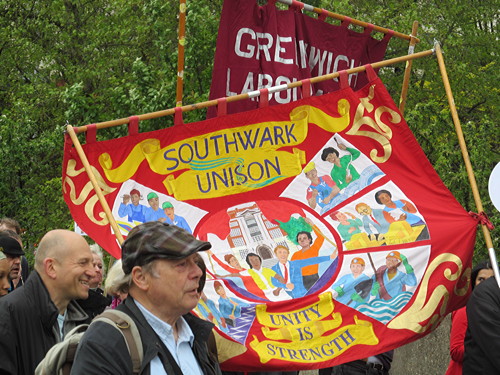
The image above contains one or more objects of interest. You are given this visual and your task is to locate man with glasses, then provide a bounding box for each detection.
[355,202,390,241]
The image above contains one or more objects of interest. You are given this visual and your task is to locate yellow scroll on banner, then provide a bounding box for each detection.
[250,293,379,364]
[164,148,305,200]
[98,100,350,200]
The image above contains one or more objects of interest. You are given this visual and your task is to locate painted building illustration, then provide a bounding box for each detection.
[226,203,290,266]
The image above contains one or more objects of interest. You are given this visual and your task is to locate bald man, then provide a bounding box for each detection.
[0,229,95,375]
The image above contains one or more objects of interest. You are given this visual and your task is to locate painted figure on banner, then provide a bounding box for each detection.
[375,189,429,241]
[280,136,384,215]
[351,250,421,324]
[321,143,361,190]
[239,253,289,302]
[208,250,268,300]
[329,211,363,242]
[303,162,341,211]
[196,291,229,333]
[162,201,192,233]
[331,257,373,308]
[143,192,168,222]
[355,202,390,240]
[292,218,326,291]
[373,251,417,300]
[214,281,250,325]
[117,188,148,223]
[319,137,384,204]
[271,245,338,299]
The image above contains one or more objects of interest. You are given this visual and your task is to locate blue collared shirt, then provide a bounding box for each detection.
[134,300,203,375]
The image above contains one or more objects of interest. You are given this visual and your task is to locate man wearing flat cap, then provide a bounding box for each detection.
[72,221,222,375]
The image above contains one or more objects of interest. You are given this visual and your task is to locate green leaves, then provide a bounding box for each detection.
[0,0,497,262]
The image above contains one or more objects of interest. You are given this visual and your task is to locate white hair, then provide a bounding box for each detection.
[104,260,130,296]
[89,244,103,261]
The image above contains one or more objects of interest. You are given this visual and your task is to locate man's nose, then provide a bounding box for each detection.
[86,265,96,278]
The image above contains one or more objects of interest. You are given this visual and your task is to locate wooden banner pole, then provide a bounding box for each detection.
[65,125,125,247]
[175,0,187,106]
[276,0,419,42]
[399,21,419,114]
[433,42,497,283]
[73,48,435,134]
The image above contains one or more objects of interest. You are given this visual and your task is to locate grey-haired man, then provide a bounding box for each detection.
[72,221,222,375]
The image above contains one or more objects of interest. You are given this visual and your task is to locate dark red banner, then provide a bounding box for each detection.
[207,0,391,117]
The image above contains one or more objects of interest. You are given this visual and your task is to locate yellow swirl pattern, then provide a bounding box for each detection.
[63,158,117,226]
[388,253,466,333]
[346,84,401,163]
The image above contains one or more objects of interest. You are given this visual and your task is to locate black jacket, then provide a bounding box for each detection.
[0,270,89,375]
[72,296,222,375]
[76,288,112,320]
[463,276,500,374]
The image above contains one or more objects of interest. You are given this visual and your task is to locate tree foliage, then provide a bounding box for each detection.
[0,0,497,264]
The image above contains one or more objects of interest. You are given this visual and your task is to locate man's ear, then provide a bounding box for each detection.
[44,258,58,279]
[131,266,150,291]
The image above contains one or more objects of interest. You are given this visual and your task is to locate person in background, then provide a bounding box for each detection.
[0,233,25,293]
[104,259,130,309]
[463,273,500,374]
[76,244,112,319]
[320,350,394,375]
[0,230,24,290]
[0,229,94,375]
[0,248,11,297]
[0,217,30,288]
[445,260,495,374]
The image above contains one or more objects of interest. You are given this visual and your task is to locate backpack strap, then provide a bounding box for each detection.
[62,325,89,375]
[93,310,143,375]
[34,324,89,375]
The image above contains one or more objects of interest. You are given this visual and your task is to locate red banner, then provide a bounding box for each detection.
[62,70,477,371]
[207,0,391,117]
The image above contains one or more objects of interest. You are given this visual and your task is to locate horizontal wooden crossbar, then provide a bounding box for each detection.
[72,49,434,134]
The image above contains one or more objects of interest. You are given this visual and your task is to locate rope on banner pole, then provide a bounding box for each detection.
[433,41,498,286]
[73,48,435,134]
[175,0,187,107]
[276,0,419,42]
[65,125,125,248]
[399,21,419,114]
